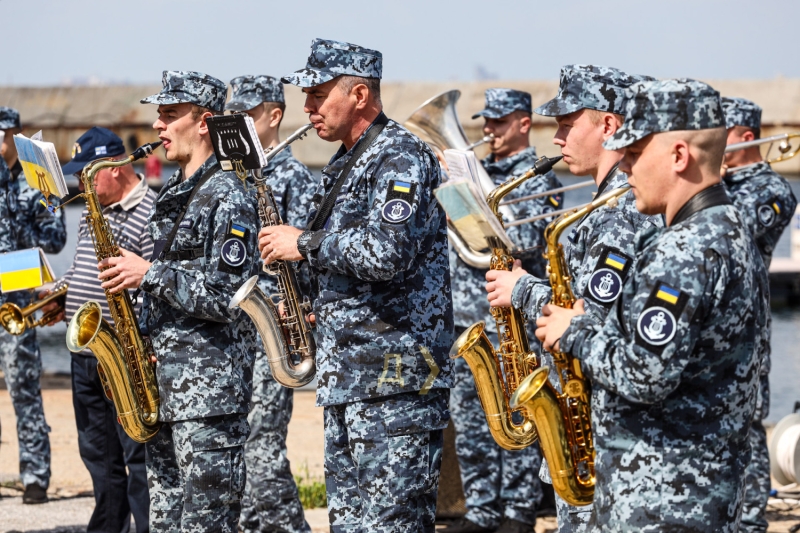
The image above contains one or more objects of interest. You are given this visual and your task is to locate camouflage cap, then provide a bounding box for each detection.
[721,96,762,130]
[225,75,284,112]
[282,38,382,88]
[471,88,532,119]
[535,65,654,117]
[604,78,724,150]
[0,106,21,130]
[140,70,227,113]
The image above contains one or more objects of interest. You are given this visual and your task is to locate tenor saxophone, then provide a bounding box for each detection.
[510,185,631,506]
[65,142,162,443]
[450,155,561,451]
[229,124,316,388]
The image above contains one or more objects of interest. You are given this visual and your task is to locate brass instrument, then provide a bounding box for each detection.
[404,90,516,269]
[725,132,800,164]
[450,155,562,451]
[510,185,631,506]
[229,124,316,388]
[0,281,68,335]
[65,142,162,443]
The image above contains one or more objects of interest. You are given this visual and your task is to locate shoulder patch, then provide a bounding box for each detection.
[584,247,632,308]
[382,180,417,224]
[218,221,250,274]
[757,201,781,227]
[635,282,688,353]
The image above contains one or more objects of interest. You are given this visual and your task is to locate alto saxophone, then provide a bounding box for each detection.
[510,185,631,506]
[229,124,316,388]
[451,155,562,451]
[65,142,163,443]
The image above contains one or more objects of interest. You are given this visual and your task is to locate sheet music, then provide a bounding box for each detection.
[434,180,513,251]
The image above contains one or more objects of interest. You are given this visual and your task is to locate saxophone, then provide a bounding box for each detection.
[65,142,163,443]
[510,185,631,506]
[229,124,316,388]
[450,155,562,451]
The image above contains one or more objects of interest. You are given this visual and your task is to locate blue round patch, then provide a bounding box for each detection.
[758,204,776,227]
[382,198,412,223]
[636,306,677,346]
[221,236,247,267]
[587,268,622,303]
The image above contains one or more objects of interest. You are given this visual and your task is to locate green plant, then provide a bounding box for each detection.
[294,462,327,509]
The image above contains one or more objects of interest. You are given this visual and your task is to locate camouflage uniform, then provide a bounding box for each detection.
[556,79,767,532]
[226,74,315,533]
[139,72,260,533]
[721,97,797,533]
[283,39,454,532]
[449,88,561,530]
[511,65,662,532]
[0,106,67,492]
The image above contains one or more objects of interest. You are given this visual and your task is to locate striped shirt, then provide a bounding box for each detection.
[62,175,156,355]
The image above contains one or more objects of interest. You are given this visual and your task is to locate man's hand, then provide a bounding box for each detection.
[98,248,151,294]
[535,299,586,352]
[39,289,66,326]
[259,225,304,264]
[485,259,528,307]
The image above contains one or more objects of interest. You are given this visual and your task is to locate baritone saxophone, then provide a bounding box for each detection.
[450,155,562,451]
[64,142,163,443]
[510,185,631,506]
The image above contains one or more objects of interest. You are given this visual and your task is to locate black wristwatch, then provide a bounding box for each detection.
[296,230,315,259]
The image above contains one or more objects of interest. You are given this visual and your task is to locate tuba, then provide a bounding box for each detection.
[450,155,562,451]
[404,90,515,269]
[65,142,163,443]
[0,281,68,335]
[229,124,316,388]
[510,185,631,506]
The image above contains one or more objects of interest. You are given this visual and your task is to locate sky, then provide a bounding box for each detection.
[2,0,799,86]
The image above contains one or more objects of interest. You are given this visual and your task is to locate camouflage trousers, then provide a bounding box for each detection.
[538,461,591,532]
[740,375,771,533]
[146,413,249,533]
[0,324,51,488]
[240,357,310,533]
[324,389,450,533]
[451,345,543,529]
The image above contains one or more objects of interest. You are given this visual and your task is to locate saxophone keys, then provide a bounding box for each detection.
[565,379,584,398]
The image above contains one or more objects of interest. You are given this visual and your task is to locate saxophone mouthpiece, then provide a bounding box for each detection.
[534,155,563,175]
[131,141,163,162]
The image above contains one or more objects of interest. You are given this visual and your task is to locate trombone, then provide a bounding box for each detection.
[0,282,68,335]
[725,132,800,164]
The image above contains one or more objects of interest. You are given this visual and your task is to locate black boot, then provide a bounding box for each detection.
[494,517,533,533]
[440,517,494,533]
[22,483,48,504]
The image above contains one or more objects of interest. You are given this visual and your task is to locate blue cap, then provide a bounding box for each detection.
[282,38,382,88]
[0,107,21,130]
[62,127,126,175]
[226,75,284,112]
[472,88,532,119]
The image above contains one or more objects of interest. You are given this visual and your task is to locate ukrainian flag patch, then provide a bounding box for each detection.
[605,252,627,271]
[393,180,412,193]
[230,223,247,238]
[584,246,632,308]
[656,284,680,305]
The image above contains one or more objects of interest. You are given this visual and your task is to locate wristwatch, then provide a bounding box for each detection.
[296,230,315,259]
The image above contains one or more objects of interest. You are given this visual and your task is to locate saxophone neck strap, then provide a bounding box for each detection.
[309,112,389,231]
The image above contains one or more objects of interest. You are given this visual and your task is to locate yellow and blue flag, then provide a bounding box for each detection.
[230,223,247,238]
[393,180,412,193]
[0,248,53,292]
[655,284,680,305]
[605,252,628,271]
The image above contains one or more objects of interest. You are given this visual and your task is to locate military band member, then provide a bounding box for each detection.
[97,71,261,532]
[0,106,67,505]
[485,65,662,532]
[225,74,315,533]
[42,127,153,532]
[534,79,767,532]
[259,38,454,532]
[444,88,560,533]
[721,96,797,533]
